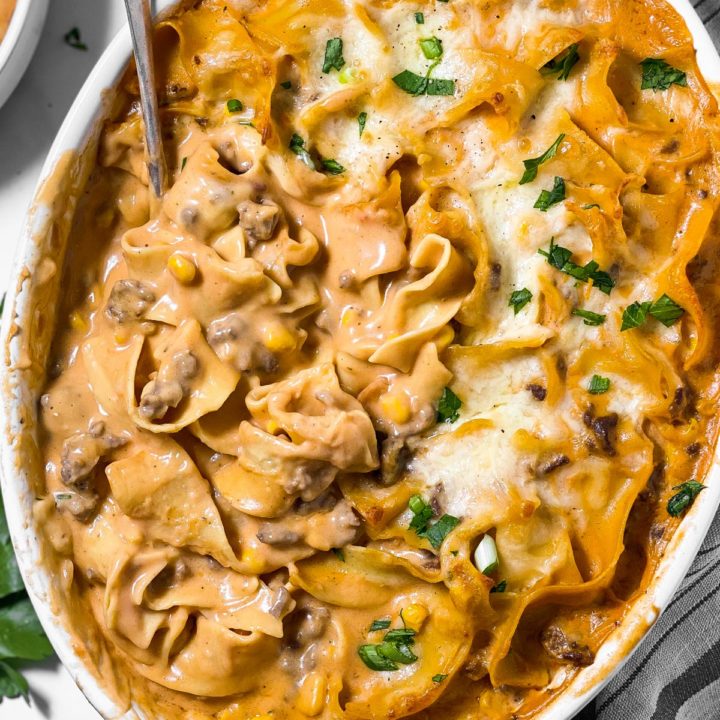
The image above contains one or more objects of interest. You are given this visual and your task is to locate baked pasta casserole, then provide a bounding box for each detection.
[35,0,720,718]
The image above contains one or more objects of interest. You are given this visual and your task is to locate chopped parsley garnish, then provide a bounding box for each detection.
[180,157,187,171]
[667,481,705,517]
[640,58,687,91]
[432,674,448,683]
[509,288,533,315]
[437,386,461,423]
[588,374,611,394]
[424,514,460,549]
[226,98,243,112]
[520,134,565,184]
[408,495,460,549]
[419,37,443,60]
[369,619,391,632]
[322,38,345,73]
[572,308,606,326]
[490,579,507,593]
[289,133,315,169]
[621,295,684,331]
[648,293,685,327]
[358,111,368,137]
[321,158,345,175]
[534,176,566,211]
[64,27,88,51]
[359,626,418,671]
[392,69,455,96]
[415,11,425,23]
[280,80,292,89]
[331,547,345,561]
[541,43,580,81]
[538,238,614,294]
[583,203,601,210]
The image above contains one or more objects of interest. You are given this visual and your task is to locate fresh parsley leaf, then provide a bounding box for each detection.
[520,134,565,184]
[63,27,87,51]
[667,481,705,517]
[0,294,5,317]
[323,38,345,73]
[321,158,345,175]
[621,301,651,331]
[0,497,23,600]
[180,157,187,172]
[392,69,455,96]
[423,514,460,549]
[226,98,243,112]
[509,288,532,315]
[331,547,345,561]
[572,308,606,326]
[358,111,368,137]
[377,640,418,664]
[582,203,601,210]
[432,674,448,683]
[415,11,425,23]
[358,644,398,671]
[437,387,461,423]
[541,43,580,81]
[0,597,53,661]
[289,133,316,170]
[408,495,433,535]
[419,37,443,60]
[383,628,416,644]
[0,660,28,701]
[534,176,565,211]
[538,240,614,294]
[280,80,292,89]
[369,619,391,632]
[648,294,684,327]
[640,58,687,91]
[490,579,507,594]
[588,374,611,394]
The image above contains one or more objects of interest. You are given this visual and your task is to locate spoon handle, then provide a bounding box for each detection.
[123,0,166,198]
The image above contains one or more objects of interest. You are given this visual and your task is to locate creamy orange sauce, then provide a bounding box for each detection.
[33,1,720,719]
[0,0,15,43]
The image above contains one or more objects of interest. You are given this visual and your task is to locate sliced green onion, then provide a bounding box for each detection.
[474,534,498,575]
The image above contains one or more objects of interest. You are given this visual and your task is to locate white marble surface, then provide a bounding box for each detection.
[0,4,125,717]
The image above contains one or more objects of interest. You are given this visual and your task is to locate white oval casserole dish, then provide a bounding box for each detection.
[0,0,49,109]
[1,1,719,718]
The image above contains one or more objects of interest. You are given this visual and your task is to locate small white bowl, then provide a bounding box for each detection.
[0,0,49,109]
[1,1,719,719]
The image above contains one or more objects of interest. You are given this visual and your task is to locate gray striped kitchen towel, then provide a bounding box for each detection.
[575,6,720,719]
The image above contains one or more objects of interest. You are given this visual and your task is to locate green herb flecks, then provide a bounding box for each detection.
[432,674,448,683]
[289,133,316,170]
[392,69,455,96]
[280,80,292,89]
[419,37,443,60]
[534,176,566,211]
[538,238,614,294]
[358,626,418,672]
[509,288,533,315]
[621,295,684,331]
[541,43,580,81]
[226,98,243,113]
[358,111,368,137]
[520,134,565,184]
[64,27,88,51]
[667,481,705,517]
[572,308,606,326]
[331,547,345,562]
[640,58,687,91]
[437,387,461,423]
[490,579,507,594]
[407,495,460,549]
[588,374,611,394]
[321,158,345,175]
[323,38,345,73]
[415,11,425,23]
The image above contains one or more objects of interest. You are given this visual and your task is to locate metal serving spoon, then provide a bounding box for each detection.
[123,0,166,198]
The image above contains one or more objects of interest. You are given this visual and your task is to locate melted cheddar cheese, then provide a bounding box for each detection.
[36,0,720,718]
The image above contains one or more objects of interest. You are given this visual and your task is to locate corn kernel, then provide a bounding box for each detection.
[379,392,412,425]
[69,311,88,333]
[167,253,197,284]
[267,419,280,435]
[402,603,429,630]
[341,307,357,327]
[296,672,326,717]
[263,323,296,352]
[114,328,131,345]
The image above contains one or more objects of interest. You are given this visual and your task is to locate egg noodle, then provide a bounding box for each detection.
[36,0,720,718]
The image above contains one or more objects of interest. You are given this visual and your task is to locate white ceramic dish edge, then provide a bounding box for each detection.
[0,0,49,110]
[1,2,719,719]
